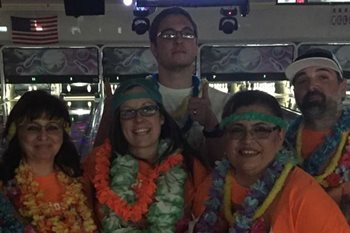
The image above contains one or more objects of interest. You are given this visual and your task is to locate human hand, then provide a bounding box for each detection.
[328,181,350,204]
[188,82,218,130]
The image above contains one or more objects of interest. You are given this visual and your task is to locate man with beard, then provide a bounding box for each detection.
[285,48,350,222]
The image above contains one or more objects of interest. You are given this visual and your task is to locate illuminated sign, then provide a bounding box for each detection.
[277,0,350,4]
[136,0,248,7]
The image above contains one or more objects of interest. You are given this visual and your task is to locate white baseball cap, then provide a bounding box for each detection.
[285,49,343,83]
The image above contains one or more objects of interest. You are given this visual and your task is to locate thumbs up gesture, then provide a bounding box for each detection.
[188,82,219,130]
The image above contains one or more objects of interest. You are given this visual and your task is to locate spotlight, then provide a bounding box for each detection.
[132,17,150,35]
[123,0,133,6]
[219,17,238,34]
[131,5,155,35]
[219,8,238,34]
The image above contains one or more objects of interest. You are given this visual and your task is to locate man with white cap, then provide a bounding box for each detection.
[285,48,350,221]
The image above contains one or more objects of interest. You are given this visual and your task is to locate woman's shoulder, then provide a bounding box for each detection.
[272,167,350,233]
[283,166,326,197]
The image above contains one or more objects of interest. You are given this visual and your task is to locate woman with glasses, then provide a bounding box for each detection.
[193,90,350,233]
[0,90,97,233]
[83,78,208,232]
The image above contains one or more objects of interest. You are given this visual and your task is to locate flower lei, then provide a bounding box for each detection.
[286,108,350,187]
[93,139,187,232]
[196,149,296,233]
[12,162,96,233]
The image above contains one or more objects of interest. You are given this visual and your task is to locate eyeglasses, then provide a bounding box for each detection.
[20,122,63,135]
[120,105,160,120]
[226,125,279,140]
[157,29,196,40]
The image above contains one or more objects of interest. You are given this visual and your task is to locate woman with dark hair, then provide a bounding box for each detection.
[0,90,97,233]
[83,78,208,232]
[193,90,350,233]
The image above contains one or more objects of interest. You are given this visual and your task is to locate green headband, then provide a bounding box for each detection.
[220,112,288,129]
[112,78,162,111]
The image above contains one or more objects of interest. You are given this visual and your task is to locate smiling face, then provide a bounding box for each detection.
[223,105,285,185]
[151,14,198,71]
[119,86,164,162]
[17,117,64,165]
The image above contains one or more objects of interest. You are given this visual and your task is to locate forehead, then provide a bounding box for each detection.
[234,104,274,115]
[158,14,194,31]
[120,98,156,108]
[294,66,338,79]
[22,116,60,124]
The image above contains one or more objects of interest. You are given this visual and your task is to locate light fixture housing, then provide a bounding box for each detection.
[219,16,238,34]
[131,17,150,35]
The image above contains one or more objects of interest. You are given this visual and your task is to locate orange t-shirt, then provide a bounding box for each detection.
[193,167,350,233]
[34,173,64,203]
[301,128,330,159]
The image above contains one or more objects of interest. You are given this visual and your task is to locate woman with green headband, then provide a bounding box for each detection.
[0,90,97,233]
[193,90,350,233]
[83,78,208,232]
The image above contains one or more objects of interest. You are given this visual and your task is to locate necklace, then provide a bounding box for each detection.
[13,162,96,233]
[93,140,187,232]
[286,108,350,176]
[151,74,200,133]
[197,149,295,233]
[287,109,350,187]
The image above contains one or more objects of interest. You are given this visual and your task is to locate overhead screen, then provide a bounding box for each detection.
[200,45,295,81]
[277,0,350,4]
[2,47,99,84]
[136,0,248,7]
[102,47,157,82]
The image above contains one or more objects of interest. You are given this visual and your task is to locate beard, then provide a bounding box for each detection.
[298,90,328,119]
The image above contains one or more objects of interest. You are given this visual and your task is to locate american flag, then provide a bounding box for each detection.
[11,16,58,45]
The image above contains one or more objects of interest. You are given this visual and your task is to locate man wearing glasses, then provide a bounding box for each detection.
[149,7,230,166]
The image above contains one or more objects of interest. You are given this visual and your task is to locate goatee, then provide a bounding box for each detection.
[299,90,327,118]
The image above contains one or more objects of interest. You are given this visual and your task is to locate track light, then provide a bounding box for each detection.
[219,17,238,34]
[132,17,150,35]
[131,6,155,35]
[219,8,238,34]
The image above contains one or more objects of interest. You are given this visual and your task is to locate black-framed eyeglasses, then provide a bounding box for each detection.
[226,125,280,140]
[120,105,160,120]
[157,29,196,40]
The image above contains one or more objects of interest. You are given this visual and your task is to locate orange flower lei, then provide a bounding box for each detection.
[15,162,97,233]
[93,140,184,223]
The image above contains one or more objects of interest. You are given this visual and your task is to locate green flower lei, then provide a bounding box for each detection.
[101,141,187,233]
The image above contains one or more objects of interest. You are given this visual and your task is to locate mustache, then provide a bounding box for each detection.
[302,90,326,104]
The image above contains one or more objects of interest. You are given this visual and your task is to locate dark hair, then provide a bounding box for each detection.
[110,102,201,176]
[0,90,81,184]
[222,90,284,119]
[149,7,198,44]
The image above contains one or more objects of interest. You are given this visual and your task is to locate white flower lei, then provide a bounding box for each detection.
[101,144,187,233]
